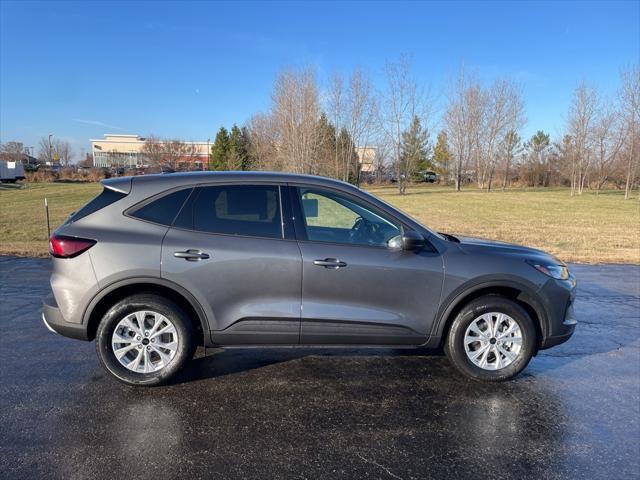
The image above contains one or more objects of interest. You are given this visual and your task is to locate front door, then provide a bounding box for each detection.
[161,183,302,345]
[291,186,444,345]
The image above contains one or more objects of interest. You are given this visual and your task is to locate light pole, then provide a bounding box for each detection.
[48,134,53,165]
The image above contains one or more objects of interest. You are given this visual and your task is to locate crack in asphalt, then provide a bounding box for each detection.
[356,453,403,480]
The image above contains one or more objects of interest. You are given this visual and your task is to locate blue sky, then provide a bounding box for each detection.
[1,0,638,157]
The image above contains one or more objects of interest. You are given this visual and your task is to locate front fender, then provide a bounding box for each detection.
[424,275,549,348]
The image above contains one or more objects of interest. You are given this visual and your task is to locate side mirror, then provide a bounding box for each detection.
[402,230,425,252]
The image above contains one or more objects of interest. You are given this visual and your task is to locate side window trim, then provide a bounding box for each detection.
[289,184,406,248]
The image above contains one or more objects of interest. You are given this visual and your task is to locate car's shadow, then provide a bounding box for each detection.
[172,346,444,385]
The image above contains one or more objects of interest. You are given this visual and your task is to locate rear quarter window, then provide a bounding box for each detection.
[65,187,127,224]
[129,188,193,226]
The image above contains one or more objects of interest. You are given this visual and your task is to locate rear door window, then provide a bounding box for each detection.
[174,184,282,239]
[129,188,193,226]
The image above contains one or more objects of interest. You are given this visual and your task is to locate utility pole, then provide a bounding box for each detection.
[48,134,53,165]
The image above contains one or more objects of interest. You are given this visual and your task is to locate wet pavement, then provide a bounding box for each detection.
[0,256,638,479]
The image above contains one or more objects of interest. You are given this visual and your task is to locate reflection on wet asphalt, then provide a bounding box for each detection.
[0,257,638,479]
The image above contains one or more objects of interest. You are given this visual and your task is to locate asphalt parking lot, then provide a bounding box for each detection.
[0,256,638,480]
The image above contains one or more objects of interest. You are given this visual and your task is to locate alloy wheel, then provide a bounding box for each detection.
[111,310,179,373]
[463,312,523,370]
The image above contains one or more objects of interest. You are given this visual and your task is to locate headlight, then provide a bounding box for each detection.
[526,260,569,280]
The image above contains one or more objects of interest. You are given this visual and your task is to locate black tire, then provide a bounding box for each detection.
[444,295,536,382]
[95,294,194,386]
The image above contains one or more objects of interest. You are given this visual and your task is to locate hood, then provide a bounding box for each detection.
[451,234,561,263]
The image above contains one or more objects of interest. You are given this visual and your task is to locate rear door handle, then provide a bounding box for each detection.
[313,258,347,269]
[174,249,210,261]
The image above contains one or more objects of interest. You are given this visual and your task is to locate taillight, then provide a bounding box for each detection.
[49,235,96,258]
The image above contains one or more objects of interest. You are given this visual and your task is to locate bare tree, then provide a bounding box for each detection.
[500,130,523,190]
[52,139,73,166]
[567,82,598,195]
[444,66,483,191]
[344,68,377,185]
[591,103,625,193]
[482,79,526,191]
[328,73,345,179]
[141,135,165,169]
[379,57,426,194]
[327,68,378,184]
[0,141,26,162]
[164,140,195,171]
[37,137,53,164]
[373,140,391,182]
[141,137,195,171]
[271,67,323,174]
[246,113,278,170]
[619,65,640,199]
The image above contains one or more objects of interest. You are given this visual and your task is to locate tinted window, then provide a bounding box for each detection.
[130,188,192,226]
[298,188,401,247]
[65,187,127,224]
[175,185,282,238]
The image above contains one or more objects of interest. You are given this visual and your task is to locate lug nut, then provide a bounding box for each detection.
[151,338,155,343]
[137,345,143,349]
[136,336,141,341]
[144,331,149,337]
[146,346,151,351]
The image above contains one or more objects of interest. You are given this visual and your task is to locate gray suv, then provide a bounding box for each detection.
[42,172,576,386]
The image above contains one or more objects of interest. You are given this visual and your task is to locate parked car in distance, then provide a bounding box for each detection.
[42,172,576,386]
[419,170,437,183]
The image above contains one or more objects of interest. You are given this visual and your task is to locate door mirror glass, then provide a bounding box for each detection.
[402,231,425,252]
[387,234,403,250]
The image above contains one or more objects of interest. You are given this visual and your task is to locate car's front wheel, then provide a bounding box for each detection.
[445,295,536,382]
[95,294,193,386]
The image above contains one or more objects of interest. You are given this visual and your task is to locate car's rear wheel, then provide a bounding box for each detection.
[445,295,536,382]
[96,294,193,386]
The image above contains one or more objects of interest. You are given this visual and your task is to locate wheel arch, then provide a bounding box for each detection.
[83,277,210,344]
[431,280,548,351]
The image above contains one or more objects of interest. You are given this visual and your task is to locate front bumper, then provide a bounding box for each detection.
[42,294,89,341]
[539,273,577,349]
[540,301,577,348]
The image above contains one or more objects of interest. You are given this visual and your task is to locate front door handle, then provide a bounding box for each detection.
[174,249,210,261]
[313,258,347,269]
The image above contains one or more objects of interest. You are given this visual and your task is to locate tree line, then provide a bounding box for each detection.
[204,60,639,198]
[2,61,637,198]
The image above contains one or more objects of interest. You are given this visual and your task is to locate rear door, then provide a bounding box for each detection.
[161,183,302,345]
[291,185,444,345]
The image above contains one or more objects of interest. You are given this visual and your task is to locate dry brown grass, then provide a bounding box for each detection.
[370,184,639,264]
[0,182,638,263]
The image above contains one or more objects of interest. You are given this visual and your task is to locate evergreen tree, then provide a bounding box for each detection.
[432,131,452,183]
[399,115,431,192]
[210,127,229,170]
[228,124,251,170]
[239,126,254,171]
[316,113,337,177]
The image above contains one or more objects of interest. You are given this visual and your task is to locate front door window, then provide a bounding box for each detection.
[297,188,401,248]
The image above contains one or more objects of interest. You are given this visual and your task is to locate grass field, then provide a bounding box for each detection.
[1,182,638,264]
